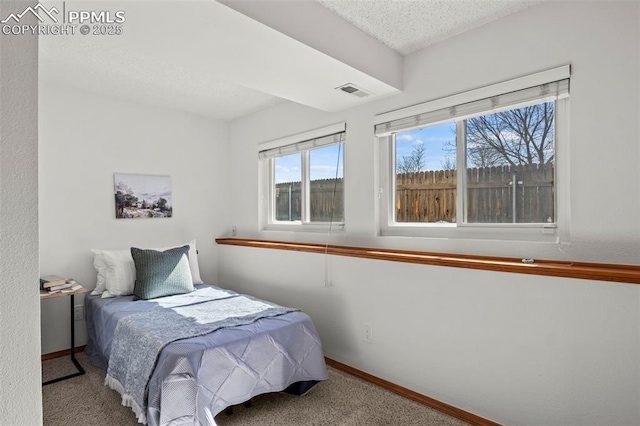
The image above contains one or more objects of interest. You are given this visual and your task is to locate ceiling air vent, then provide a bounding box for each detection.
[336,83,372,98]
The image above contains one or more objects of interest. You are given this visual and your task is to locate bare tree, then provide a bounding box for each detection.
[466,102,554,167]
[397,142,427,174]
[440,156,456,171]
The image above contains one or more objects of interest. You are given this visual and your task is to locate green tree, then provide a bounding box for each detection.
[157,197,168,211]
[114,190,138,217]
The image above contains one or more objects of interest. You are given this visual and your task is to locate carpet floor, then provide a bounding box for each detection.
[42,352,469,426]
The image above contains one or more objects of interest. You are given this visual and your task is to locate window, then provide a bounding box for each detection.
[463,102,556,224]
[259,124,345,229]
[394,122,457,224]
[274,153,302,221]
[376,66,570,241]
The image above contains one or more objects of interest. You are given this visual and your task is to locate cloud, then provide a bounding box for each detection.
[499,130,521,140]
[275,165,300,173]
[310,165,344,180]
[397,134,415,142]
[274,165,302,184]
[310,165,340,173]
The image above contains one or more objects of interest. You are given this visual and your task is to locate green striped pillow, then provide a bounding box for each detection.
[131,245,194,300]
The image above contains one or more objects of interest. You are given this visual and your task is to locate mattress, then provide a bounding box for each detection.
[85,285,328,425]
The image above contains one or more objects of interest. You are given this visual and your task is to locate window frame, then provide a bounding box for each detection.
[377,67,570,242]
[259,123,346,232]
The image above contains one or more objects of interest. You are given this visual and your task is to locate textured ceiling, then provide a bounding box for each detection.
[316,0,543,55]
[40,0,543,121]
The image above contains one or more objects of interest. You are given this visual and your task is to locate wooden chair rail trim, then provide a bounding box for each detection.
[324,357,500,426]
[215,238,640,285]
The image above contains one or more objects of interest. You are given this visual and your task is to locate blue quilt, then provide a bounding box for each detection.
[104,287,296,423]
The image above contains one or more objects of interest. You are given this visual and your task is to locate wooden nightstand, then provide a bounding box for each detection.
[40,284,88,385]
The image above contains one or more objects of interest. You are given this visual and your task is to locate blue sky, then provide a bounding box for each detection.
[395,122,456,171]
[273,124,455,184]
[274,144,344,184]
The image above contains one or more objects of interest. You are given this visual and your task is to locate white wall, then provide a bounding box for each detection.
[0,3,42,424]
[222,2,640,425]
[38,85,229,354]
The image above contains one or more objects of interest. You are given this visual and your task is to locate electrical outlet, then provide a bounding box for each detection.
[363,324,373,343]
[74,305,84,321]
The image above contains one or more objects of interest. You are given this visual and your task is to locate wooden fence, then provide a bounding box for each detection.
[275,163,553,224]
[275,178,344,222]
[396,163,554,223]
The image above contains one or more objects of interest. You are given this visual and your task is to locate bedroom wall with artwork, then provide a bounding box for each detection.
[221,2,640,425]
[38,84,229,354]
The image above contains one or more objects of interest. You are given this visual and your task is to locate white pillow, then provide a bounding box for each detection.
[91,251,107,295]
[91,239,203,297]
[187,240,203,284]
[158,240,203,285]
[91,248,136,297]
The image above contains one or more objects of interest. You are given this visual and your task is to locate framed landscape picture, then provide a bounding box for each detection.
[114,173,172,219]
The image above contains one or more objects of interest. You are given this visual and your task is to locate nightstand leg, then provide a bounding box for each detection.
[42,294,86,386]
[69,294,85,375]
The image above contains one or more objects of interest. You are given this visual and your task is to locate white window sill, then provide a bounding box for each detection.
[381,223,562,243]
[263,222,345,234]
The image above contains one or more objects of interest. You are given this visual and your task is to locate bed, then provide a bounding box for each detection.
[84,242,328,425]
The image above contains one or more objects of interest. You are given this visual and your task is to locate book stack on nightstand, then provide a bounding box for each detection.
[40,275,82,295]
